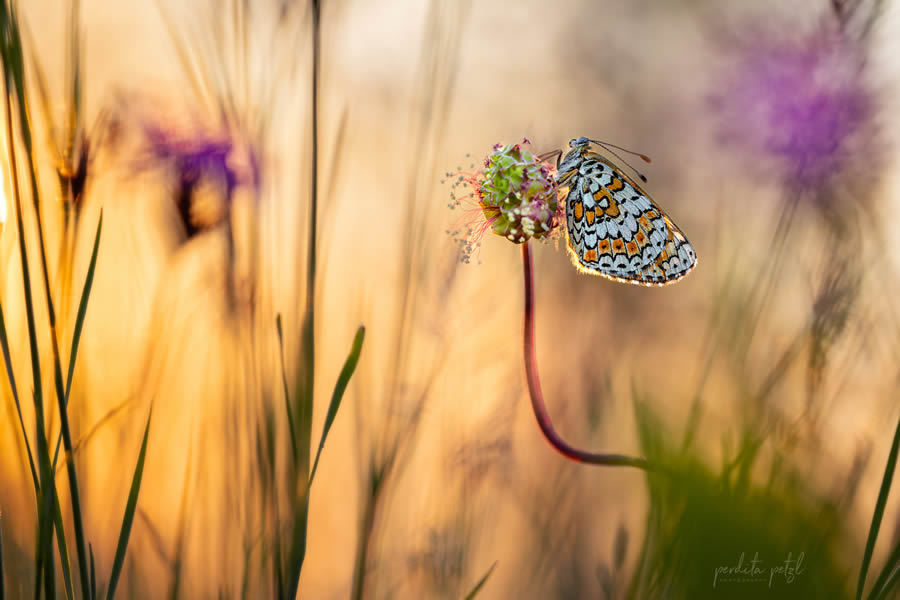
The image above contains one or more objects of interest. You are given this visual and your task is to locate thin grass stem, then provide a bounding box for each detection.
[285,1,321,595]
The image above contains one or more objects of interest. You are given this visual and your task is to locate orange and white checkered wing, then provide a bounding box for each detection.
[559,147,696,286]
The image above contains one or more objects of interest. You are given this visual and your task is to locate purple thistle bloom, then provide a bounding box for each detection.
[136,112,260,239]
[710,21,874,188]
[144,124,239,193]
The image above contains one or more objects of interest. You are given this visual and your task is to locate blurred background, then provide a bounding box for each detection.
[1,0,900,598]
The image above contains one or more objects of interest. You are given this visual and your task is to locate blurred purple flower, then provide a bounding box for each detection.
[137,113,261,239]
[144,124,238,193]
[710,22,874,187]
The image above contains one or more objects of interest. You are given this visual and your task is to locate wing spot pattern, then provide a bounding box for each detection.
[560,143,697,285]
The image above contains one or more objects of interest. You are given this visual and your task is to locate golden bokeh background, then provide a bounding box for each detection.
[1,0,900,598]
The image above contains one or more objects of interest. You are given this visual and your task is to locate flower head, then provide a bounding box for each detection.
[447,139,560,262]
[65,138,90,208]
[144,123,239,194]
[710,21,873,187]
[134,106,260,239]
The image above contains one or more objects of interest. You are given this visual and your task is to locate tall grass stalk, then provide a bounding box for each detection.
[152,0,366,593]
[1,6,59,595]
[0,3,149,597]
[1,4,93,595]
[285,0,321,594]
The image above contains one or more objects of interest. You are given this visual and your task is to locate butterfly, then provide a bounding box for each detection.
[551,137,697,286]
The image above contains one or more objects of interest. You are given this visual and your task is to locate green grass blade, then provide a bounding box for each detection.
[32,404,56,600]
[867,528,900,599]
[285,3,322,595]
[6,6,92,596]
[106,408,152,600]
[2,0,49,501]
[309,325,364,485]
[464,561,497,600]
[1,10,58,600]
[36,488,57,600]
[857,414,900,599]
[43,531,55,600]
[50,211,102,506]
[65,211,102,402]
[0,299,38,491]
[52,485,74,600]
[871,565,899,600]
[276,314,298,462]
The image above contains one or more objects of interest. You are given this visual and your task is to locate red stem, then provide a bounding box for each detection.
[522,241,649,469]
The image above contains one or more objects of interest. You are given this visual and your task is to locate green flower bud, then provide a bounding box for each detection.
[477,141,559,244]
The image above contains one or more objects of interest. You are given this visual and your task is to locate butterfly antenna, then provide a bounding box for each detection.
[588,139,651,182]
[588,139,651,163]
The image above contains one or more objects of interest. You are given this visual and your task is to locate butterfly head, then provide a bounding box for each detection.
[569,137,591,149]
[558,138,591,177]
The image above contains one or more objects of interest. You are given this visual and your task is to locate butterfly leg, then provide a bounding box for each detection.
[536,148,563,169]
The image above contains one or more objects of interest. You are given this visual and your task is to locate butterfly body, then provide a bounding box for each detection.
[557,138,697,286]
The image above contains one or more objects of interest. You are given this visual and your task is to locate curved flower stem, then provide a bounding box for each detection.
[522,241,650,469]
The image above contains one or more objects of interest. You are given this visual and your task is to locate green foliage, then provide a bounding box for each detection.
[628,402,852,600]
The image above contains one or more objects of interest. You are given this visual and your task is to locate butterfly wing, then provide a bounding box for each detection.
[563,153,697,286]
